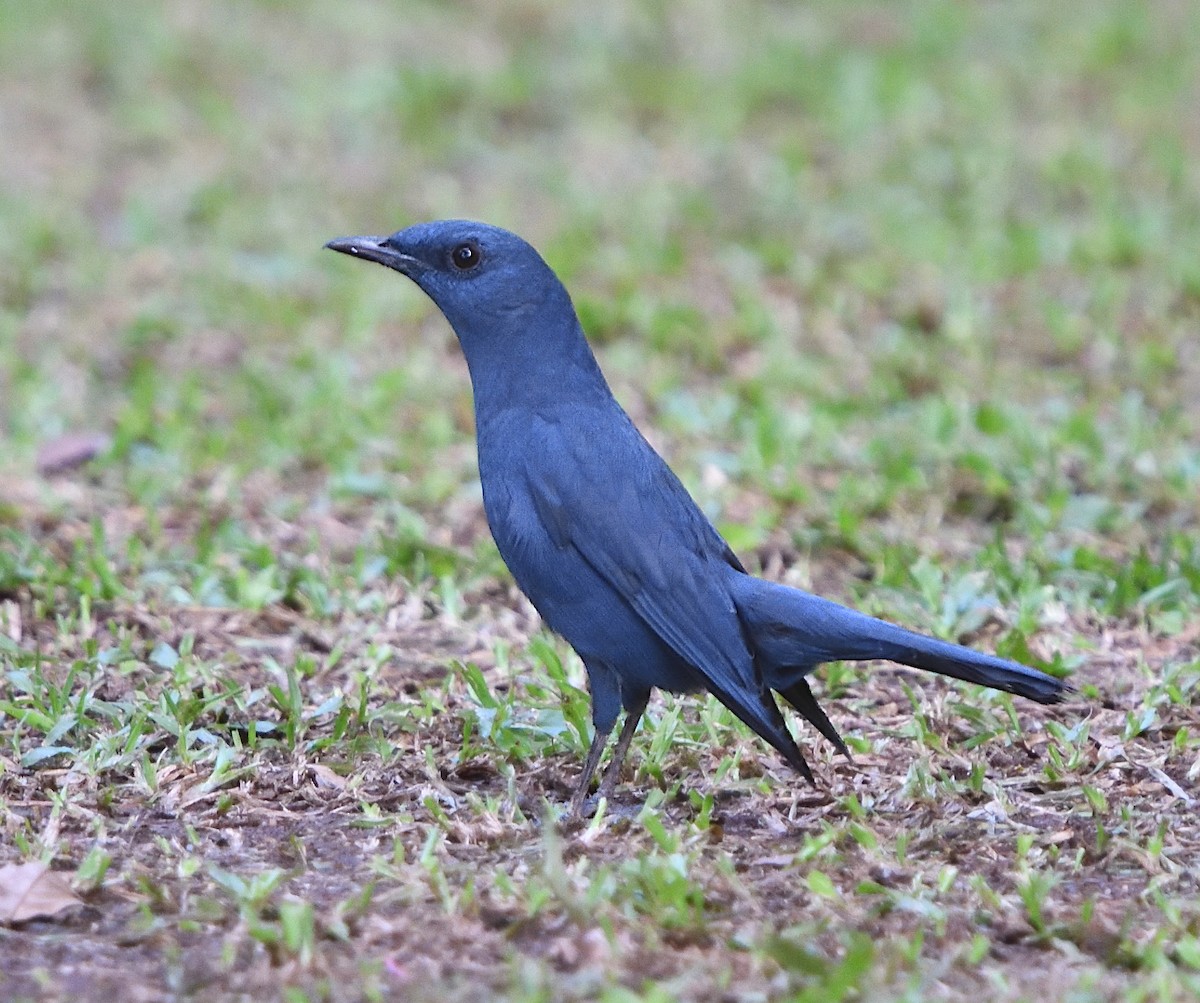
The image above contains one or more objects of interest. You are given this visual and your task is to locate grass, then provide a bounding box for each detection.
[2,0,1199,999]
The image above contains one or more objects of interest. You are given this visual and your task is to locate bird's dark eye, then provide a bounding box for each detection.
[450,241,482,271]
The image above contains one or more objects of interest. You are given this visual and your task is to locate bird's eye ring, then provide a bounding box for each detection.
[450,241,482,271]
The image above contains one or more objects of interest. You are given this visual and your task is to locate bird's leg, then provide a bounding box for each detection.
[596,692,649,802]
[569,725,612,815]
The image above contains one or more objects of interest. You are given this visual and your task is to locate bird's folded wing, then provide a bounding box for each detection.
[522,418,796,754]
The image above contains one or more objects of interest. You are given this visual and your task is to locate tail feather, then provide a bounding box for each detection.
[730,573,1070,705]
[777,677,852,760]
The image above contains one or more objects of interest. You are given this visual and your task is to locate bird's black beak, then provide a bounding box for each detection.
[324,235,422,275]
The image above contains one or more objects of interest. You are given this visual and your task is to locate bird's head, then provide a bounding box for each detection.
[325,219,567,336]
[326,218,608,406]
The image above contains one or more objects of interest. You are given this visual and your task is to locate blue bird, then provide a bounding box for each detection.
[326,220,1070,812]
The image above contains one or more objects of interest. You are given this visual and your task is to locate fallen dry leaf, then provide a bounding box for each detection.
[308,763,348,790]
[0,862,82,924]
[36,431,112,476]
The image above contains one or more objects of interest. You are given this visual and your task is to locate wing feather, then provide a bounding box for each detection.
[523,415,804,766]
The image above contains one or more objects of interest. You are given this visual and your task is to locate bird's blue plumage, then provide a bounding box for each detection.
[326,219,1072,806]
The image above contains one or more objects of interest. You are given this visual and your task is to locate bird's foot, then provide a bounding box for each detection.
[564,790,642,822]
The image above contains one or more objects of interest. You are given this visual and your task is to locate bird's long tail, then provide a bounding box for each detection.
[730,573,1070,705]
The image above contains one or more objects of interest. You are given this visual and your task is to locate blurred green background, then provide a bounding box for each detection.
[4,0,1198,622]
[3,0,1196,493]
[2,2,1199,998]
